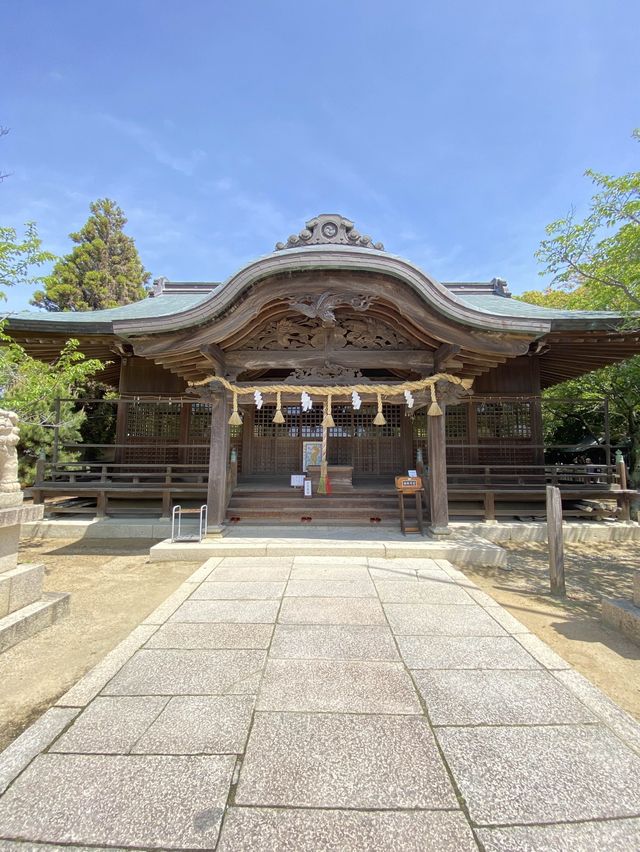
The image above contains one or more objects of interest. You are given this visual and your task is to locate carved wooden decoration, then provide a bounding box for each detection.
[240,314,412,352]
[275,214,384,251]
[285,291,374,324]
[286,363,368,384]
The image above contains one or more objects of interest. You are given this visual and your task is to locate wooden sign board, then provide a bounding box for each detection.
[303,479,312,497]
[395,475,423,493]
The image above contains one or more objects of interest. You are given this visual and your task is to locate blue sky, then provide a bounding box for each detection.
[2,0,638,313]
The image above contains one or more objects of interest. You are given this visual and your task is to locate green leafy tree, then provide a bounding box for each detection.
[518,287,640,482]
[0,333,104,481]
[535,130,640,312]
[0,222,54,296]
[31,198,150,311]
[525,132,640,482]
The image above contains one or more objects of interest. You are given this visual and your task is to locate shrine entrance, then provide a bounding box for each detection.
[244,402,411,479]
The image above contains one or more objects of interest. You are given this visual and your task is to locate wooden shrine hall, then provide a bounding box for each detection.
[9,213,640,533]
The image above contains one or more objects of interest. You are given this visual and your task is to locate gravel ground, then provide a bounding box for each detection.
[0,539,199,750]
[464,541,640,720]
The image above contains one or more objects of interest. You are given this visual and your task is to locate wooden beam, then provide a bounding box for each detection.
[434,343,461,372]
[200,343,225,375]
[225,349,436,371]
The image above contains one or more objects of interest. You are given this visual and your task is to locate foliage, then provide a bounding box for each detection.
[31,198,150,311]
[77,384,119,461]
[535,130,640,313]
[0,222,55,297]
[518,284,640,481]
[0,332,104,481]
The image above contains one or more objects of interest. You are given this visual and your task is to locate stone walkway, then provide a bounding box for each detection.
[1,556,640,850]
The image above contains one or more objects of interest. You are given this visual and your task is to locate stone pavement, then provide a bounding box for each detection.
[1,556,640,850]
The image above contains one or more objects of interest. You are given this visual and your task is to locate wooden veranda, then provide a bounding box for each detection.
[29,394,635,527]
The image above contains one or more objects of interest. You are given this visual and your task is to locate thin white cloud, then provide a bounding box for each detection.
[99,114,206,176]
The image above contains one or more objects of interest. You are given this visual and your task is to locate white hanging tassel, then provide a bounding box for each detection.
[404,390,414,409]
[351,390,362,410]
[301,391,312,412]
[254,390,263,409]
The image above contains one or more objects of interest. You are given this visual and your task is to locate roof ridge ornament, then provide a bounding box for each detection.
[275,214,384,251]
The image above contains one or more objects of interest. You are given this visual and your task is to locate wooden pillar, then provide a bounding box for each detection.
[546,485,566,596]
[427,406,450,536]
[400,408,414,472]
[206,390,230,534]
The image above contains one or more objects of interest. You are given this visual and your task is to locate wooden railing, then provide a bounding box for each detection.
[446,463,618,489]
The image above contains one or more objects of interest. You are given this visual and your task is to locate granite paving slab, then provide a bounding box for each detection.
[50,697,168,754]
[437,724,640,824]
[374,578,474,604]
[132,695,255,754]
[4,553,640,850]
[169,599,280,623]
[269,623,399,660]
[289,564,371,581]
[217,807,478,852]
[396,634,541,670]
[256,659,422,714]
[235,711,457,809]
[210,563,292,581]
[144,621,274,649]
[414,669,597,726]
[384,602,507,636]
[477,818,640,852]
[0,753,235,849]
[103,649,266,695]
[190,581,286,600]
[483,605,530,634]
[293,554,370,563]
[284,579,375,597]
[278,596,385,625]
[0,708,80,795]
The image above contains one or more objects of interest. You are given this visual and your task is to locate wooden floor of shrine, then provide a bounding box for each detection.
[33,475,629,525]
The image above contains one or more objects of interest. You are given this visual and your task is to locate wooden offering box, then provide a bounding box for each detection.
[307,465,354,492]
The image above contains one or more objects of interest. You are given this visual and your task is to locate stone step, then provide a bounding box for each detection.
[0,592,70,653]
[0,563,44,618]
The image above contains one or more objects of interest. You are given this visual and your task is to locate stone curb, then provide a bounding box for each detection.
[0,708,79,795]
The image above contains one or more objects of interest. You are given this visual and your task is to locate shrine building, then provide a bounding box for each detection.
[8,214,640,534]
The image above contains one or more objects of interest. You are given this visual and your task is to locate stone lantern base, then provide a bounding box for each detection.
[0,502,70,653]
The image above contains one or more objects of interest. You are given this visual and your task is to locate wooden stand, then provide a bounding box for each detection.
[396,475,425,536]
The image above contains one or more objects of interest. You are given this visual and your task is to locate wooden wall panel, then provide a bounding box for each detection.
[119,356,187,395]
[474,355,540,394]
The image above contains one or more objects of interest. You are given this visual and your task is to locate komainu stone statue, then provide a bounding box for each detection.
[0,409,22,508]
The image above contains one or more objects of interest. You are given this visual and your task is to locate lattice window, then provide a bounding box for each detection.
[188,403,211,441]
[446,405,469,442]
[301,405,323,439]
[125,402,181,440]
[328,405,353,438]
[477,402,532,440]
[254,405,302,438]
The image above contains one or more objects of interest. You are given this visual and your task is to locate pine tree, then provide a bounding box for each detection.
[31,198,150,311]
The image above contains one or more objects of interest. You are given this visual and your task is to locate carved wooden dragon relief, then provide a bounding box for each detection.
[240,314,411,351]
[285,292,374,324]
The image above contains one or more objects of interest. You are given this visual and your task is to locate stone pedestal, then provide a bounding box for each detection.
[601,571,640,645]
[0,501,70,653]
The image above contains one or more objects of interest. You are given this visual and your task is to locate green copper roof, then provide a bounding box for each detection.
[457,294,620,321]
[9,292,210,328]
[7,284,623,333]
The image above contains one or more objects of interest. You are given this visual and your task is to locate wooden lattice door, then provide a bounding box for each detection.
[246,401,405,477]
